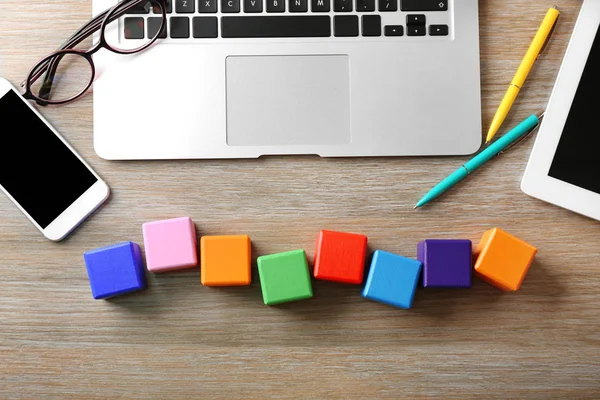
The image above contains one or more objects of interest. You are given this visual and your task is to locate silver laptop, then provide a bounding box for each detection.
[92,0,481,159]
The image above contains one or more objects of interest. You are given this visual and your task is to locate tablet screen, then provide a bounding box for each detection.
[548,24,600,195]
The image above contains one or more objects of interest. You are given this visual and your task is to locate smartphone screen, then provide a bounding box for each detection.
[0,89,99,229]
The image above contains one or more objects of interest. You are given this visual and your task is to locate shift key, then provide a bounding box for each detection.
[401,0,447,11]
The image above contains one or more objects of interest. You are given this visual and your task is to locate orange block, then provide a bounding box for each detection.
[474,228,537,291]
[200,235,251,286]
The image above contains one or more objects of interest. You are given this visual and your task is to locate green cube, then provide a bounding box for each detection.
[257,249,313,306]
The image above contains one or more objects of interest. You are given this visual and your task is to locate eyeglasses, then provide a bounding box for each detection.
[20,0,167,106]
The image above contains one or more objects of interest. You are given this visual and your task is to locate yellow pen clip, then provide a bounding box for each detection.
[538,6,560,58]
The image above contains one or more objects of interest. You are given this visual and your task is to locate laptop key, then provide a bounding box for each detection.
[334,15,358,37]
[124,17,145,39]
[429,24,448,36]
[384,25,403,36]
[406,25,425,36]
[356,0,375,12]
[362,15,381,36]
[147,17,168,38]
[311,0,330,12]
[244,0,262,12]
[400,0,447,11]
[333,0,352,12]
[266,0,285,12]
[198,0,218,12]
[126,1,152,13]
[406,14,425,25]
[378,0,396,12]
[152,0,173,13]
[289,0,308,12]
[193,16,218,37]
[221,16,331,37]
[176,0,195,12]
[221,0,240,12]
[170,16,190,37]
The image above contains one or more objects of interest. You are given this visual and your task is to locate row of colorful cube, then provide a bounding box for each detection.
[83,216,538,308]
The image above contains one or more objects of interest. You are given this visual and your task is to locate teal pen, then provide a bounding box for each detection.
[414,110,545,209]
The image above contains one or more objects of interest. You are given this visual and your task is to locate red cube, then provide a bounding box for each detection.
[313,230,368,284]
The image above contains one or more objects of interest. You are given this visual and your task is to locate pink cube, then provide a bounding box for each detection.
[142,217,198,272]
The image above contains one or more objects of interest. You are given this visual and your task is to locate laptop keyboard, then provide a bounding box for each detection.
[124,0,450,39]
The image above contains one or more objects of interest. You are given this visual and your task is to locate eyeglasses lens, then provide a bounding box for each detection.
[29,53,94,103]
[104,0,166,53]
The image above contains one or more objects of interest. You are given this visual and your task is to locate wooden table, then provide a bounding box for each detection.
[1,1,599,398]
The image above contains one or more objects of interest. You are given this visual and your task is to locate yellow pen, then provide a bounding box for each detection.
[485,6,560,143]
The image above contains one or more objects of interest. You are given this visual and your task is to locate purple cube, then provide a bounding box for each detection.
[417,239,472,288]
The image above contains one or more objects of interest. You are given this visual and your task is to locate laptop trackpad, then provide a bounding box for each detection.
[225,55,351,147]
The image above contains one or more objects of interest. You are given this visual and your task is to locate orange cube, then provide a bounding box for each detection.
[474,228,537,291]
[200,235,251,286]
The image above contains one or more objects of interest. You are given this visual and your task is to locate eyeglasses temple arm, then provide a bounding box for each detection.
[35,0,146,101]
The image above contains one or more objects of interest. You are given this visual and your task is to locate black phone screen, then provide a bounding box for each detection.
[0,89,98,228]
[548,24,600,195]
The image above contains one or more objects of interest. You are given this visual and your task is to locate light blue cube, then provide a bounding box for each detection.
[361,250,422,309]
[84,241,147,299]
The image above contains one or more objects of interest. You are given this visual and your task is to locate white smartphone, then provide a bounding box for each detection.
[0,77,110,241]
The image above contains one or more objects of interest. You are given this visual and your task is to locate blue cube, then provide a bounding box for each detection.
[84,241,147,299]
[361,250,422,309]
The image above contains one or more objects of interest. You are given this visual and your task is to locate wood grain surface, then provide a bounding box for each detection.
[1,1,599,399]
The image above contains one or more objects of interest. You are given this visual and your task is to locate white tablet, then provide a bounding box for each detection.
[521,0,600,221]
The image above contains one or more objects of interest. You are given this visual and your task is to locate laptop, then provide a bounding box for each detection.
[92,0,482,159]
